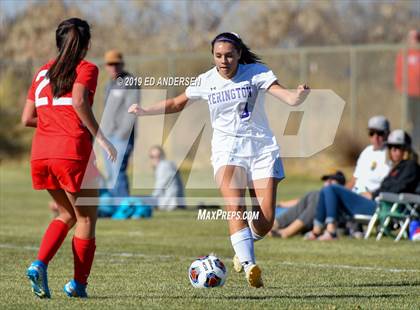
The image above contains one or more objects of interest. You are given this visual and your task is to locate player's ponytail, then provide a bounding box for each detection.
[47,18,91,98]
[211,32,263,64]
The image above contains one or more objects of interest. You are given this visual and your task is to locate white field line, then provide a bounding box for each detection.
[1,243,419,274]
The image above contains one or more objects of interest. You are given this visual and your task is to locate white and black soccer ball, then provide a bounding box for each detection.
[188,254,227,288]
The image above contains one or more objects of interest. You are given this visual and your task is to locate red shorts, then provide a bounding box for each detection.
[31,159,99,193]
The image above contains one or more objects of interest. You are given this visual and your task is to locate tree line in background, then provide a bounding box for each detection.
[0,0,418,159]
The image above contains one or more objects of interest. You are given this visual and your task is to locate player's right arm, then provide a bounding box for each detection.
[128,92,189,116]
[72,83,117,161]
[21,99,37,127]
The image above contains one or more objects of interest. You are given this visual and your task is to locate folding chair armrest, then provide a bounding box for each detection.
[378,192,400,203]
[353,214,373,223]
[399,193,420,204]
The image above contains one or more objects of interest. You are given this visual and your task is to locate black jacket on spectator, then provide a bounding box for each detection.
[372,159,420,199]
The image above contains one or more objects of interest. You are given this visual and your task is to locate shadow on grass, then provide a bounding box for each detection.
[265,280,420,289]
[351,281,420,288]
[90,293,410,300]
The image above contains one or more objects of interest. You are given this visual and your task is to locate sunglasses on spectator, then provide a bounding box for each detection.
[368,129,385,137]
[106,62,121,66]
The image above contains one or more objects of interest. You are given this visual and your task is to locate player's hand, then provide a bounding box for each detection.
[295,84,310,105]
[128,104,145,116]
[98,137,117,162]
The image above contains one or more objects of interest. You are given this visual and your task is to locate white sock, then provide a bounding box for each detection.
[230,227,255,273]
[248,220,264,242]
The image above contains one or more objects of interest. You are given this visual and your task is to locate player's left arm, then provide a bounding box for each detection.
[21,99,37,127]
[267,81,310,106]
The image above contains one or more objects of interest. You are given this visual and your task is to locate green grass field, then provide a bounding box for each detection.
[1,162,419,309]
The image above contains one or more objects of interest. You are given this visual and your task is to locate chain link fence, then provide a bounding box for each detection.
[0,44,414,173]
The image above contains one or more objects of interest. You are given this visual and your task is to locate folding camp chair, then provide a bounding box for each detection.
[365,193,401,240]
[364,192,420,241]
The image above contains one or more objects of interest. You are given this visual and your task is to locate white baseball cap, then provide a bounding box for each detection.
[387,129,409,146]
[368,115,390,132]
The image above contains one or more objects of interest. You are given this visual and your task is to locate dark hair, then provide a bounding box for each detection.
[211,32,262,64]
[47,18,91,98]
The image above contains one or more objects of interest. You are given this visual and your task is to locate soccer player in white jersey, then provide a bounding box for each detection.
[129,32,309,287]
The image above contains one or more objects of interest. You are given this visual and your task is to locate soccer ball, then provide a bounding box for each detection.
[188,255,227,288]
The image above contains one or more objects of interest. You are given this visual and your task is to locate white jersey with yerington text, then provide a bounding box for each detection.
[353,145,391,193]
[185,63,279,157]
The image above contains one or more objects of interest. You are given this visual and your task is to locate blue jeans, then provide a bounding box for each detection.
[314,184,376,227]
[103,132,134,197]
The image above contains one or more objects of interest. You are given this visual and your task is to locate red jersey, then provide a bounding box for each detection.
[27,59,99,161]
[395,49,420,97]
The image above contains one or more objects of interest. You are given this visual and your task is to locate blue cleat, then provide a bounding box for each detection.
[63,279,88,298]
[26,260,51,298]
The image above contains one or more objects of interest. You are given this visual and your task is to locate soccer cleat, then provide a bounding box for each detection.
[26,260,51,299]
[63,279,88,298]
[232,255,243,273]
[246,264,263,288]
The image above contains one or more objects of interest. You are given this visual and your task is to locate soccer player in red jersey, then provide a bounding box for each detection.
[21,18,116,298]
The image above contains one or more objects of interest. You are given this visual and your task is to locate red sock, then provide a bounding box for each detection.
[72,236,96,285]
[37,219,69,265]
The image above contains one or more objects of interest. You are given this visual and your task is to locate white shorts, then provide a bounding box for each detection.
[211,150,285,181]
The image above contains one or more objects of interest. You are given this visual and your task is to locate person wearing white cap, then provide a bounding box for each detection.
[372,129,419,198]
[305,115,391,240]
[306,129,419,240]
[350,115,391,194]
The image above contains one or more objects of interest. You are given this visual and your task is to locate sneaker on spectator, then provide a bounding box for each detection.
[351,231,364,239]
[317,231,338,241]
[303,231,319,240]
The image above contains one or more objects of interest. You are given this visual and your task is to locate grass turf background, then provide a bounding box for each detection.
[1,162,419,309]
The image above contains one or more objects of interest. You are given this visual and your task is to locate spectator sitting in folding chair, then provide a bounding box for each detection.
[366,187,420,241]
[366,149,420,241]
[305,129,419,240]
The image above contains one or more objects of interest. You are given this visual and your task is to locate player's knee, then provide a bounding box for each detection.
[58,213,76,228]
